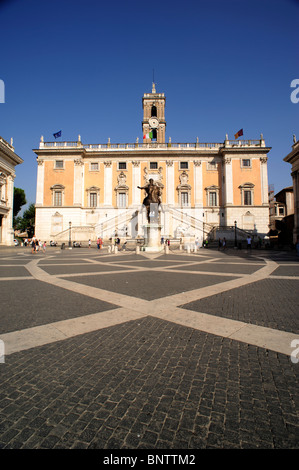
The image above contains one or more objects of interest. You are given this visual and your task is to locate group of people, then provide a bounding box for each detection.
[95,237,103,249]
[30,237,47,254]
[218,238,227,251]
[217,235,253,251]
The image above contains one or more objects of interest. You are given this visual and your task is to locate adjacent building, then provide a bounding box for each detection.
[0,136,23,245]
[33,84,271,244]
[269,186,294,230]
[284,136,299,243]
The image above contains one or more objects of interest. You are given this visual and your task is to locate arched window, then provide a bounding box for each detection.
[151,105,157,117]
[152,129,157,141]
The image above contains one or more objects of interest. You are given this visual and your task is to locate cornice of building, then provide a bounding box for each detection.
[0,136,23,166]
[284,140,299,164]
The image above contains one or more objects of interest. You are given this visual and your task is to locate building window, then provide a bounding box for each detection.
[51,184,65,206]
[205,185,219,207]
[181,192,189,206]
[209,191,217,206]
[180,162,189,170]
[241,159,251,168]
[244,190,252,205]
[55,160,64,169]
[240,183,254,206]
[54,191,62,206]
[90,162,99,171]
[276,205,285,216]
[118,162,127,170]
[207,161,217,171]
[86,186,100,208]
[151,129,157,141]
[151,105,157,117]
[90,192,97,208]
[150,162,158,170]
[118,192,127,208]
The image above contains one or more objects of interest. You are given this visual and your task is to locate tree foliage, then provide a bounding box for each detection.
[13,187,27,219]
[14,203,35,237]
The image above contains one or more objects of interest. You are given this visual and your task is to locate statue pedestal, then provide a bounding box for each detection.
[143,223,163,252]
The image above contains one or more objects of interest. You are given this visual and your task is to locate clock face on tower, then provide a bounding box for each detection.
[149,117,159,129]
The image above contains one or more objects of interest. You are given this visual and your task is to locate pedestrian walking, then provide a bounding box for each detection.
[218,238,222,251]
[222,237,226,251]
[88,239,91,249]
[247,236,252,251]
[31,236,37,254]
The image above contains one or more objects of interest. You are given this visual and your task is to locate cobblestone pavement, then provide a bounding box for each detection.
[0,245,298,450]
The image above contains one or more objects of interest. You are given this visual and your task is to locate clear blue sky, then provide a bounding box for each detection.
[0,0,298,210]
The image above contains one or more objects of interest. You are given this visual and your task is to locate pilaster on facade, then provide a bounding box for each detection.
[166,160,175,206]
[193,160,203,207]
[222,156,234,206]
[132,160,141,206]
[73,158,84,206]
[103,160,113,207]
[260,156,269,206]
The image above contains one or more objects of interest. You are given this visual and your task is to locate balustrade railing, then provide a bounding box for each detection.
[41,139,265,150]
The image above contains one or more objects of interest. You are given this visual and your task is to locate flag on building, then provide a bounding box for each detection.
[234,129,243,139]
[143,132,153,140]
[53,130,62,139]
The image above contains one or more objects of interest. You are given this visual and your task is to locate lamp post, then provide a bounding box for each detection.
[234,220,237,249]
[69,221,72,248]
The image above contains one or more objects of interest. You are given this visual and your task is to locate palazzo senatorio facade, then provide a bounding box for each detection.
[33,84,271,244]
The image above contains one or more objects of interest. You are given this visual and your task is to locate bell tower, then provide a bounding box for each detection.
[142,83,166,143]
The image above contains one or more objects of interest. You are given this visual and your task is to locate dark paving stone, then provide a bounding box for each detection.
[180,278,299,334]
[63,271,235,300]
[157,254,209,262]
[168,263,261,274]
[0,260,32,266]
[40,264,130,275]
[108,260,192,268]
[0,316,298,449]
[0,280,118,334]
[38,259,96,265]
[272,266,299,277]
[93,254,146,262]
[0,267,30,277]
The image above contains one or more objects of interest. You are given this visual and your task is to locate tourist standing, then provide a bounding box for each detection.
[247,236,252,251]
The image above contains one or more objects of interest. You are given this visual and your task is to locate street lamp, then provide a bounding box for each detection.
[69,221,72,247]
[234,220,237,248]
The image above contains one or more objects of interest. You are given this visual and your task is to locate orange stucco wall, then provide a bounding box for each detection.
[43,160,74,206]
[232,158,262,205]
[202,163,222,206]
[84,161,104,206]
